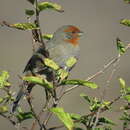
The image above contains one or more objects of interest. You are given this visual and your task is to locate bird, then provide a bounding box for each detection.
[12,25,83,112]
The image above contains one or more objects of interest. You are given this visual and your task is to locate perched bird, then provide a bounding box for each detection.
[12,25,83,112]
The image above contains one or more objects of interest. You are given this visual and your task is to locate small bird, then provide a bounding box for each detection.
[12,25,83,112]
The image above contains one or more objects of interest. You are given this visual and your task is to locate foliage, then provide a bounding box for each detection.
[0,0,130,130]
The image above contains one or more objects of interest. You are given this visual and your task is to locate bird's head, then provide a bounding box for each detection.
[52,25,83,46]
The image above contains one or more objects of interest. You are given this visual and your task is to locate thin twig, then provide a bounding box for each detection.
[27,97,47,130]
[0,113,16,126]
[59,44,130,98]
[58,57,119,100]
[92,55,120,129]
[48,95,122,130]
[30,92,51,130]
[35,0,48,53]
[44,112,53,125]
[91,44,130,128]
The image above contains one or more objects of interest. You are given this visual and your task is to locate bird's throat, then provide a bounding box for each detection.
[64,38,79,46]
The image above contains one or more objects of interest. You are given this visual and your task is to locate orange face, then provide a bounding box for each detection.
[64,26,82,46]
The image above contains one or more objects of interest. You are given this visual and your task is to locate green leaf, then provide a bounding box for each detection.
[27,0,35,4]
[61,80,98,89]
[42,34,53,40]
[66,57,77,68]
[0,98,4,104]
[102,101,111,109]
[80,94,104,112]
[0,71,10,88]
[10,23,38,30]
[23,76,53,89]
[17,107,23,113]
[89,97,101,112]
[25,9,35,16]
[124,95,130,102]
[38,2,64,13]
[119,78,126,89]
[120,19,130,27]
[124,0,130,3]
[126,87,130,93]
[0,106,8,113]
[80,93,91,103]
[50,107,74,130]
[16,112,33,122]
[44,58,59,70]
[120,111,129,120]
[116,38,126,55]
[119,78,127,95]
[57,69,69,81]
[98,117,115,125]
[70,113,81,121]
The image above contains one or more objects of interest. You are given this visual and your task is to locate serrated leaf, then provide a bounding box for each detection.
[0,106,8,113]
[38,2,64,13]
[80,93,91,103]
[16,112,33,122]
[23,76,53,89]
[98,117,115,125]
[27,0,35,4]
[116,38,126,55]
[120,19,130,27]
[61,80,98,89]
[50,107,74,130]
[66,57,77,68]
[10,23,38,30]
[0,71,10,88]
[25,9,35,16]
[44,58,59,70]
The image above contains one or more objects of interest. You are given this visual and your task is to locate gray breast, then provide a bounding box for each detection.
[48,42,80,69]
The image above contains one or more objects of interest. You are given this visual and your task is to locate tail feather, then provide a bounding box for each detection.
[12,83,34,112]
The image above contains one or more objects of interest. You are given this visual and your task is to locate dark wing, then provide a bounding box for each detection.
[23,48,47,73]
[23,54,44,74]
[23,48,54,81]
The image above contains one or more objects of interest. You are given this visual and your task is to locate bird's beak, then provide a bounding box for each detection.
[78,31,84,37]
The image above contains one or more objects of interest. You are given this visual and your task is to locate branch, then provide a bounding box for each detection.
[27,97,47,130]
[48,95,122,130]
[59,44,130,99]
[34,0,48,57]
[0,113,16,126]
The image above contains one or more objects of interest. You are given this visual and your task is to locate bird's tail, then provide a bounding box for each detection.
[12,83,34,112]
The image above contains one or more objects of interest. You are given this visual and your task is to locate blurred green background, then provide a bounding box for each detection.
[0,0,130,129]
